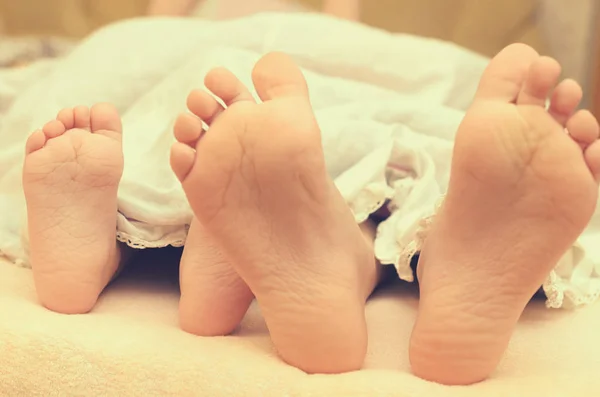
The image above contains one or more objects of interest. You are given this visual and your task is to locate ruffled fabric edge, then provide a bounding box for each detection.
[378,196,600,310]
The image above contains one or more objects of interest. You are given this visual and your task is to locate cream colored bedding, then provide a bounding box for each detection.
[1,251,599,396]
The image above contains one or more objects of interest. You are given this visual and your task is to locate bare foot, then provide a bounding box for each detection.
[170,53,380,373]
[409,44,600,385]
[178,217,254,336]
[174,106,254,337]
[23,104,124,314]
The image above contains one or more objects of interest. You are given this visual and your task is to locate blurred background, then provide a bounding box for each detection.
[0,0,598,111]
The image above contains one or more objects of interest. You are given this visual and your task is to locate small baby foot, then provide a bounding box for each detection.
[23,104,124,314]
[409,44,600,385]
[171,55,379,373]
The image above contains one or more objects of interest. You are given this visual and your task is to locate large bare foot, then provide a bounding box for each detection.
[170,53,380,373]
[23,104,124,314]
[409,44,600,385]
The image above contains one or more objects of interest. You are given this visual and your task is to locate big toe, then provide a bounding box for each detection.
[516,56,561,106]
[475,43,540,102]
[252,52,309,101]
[90,103,123,136]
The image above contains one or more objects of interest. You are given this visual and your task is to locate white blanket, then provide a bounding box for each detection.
[0,13,598,308]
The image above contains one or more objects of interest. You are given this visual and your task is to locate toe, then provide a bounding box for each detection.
[187,89,224,125]
[174,113,204,146]
[42,120,66,138]
[73,106,91,130]
[170,142,196,182]
[474,43,539,102]
[516,56,561,106]
[25,130,47,154]
[549,79,583,126]
[567,109,599,147]
[90,103,123,140]
[205,67,256,106]
[56,108,75,130]
[251,52,309,101]
[584,140,600,178]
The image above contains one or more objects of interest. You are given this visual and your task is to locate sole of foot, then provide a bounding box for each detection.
[178,217,255,336]
[170,53,379,373]
[409,43,600,385]
[23,104,124,314]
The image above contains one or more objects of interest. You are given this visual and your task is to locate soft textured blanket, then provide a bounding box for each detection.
[1,13,600,396]
[1,13,599,307]
[2,252,600,396]
[0,13,487,265]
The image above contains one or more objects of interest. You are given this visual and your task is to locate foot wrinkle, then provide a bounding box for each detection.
[174,54,374,373]
[24,106,123,315]
[410,45,600,385]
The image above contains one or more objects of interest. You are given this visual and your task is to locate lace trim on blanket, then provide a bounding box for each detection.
[393,197,443,282]
[347,182,395,225]
[543,267,600,309]
[395,195,600,309]
[6,231,186,269]
[116,231,186,250]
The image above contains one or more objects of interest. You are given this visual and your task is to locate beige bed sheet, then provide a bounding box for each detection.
[1,248,599,396]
